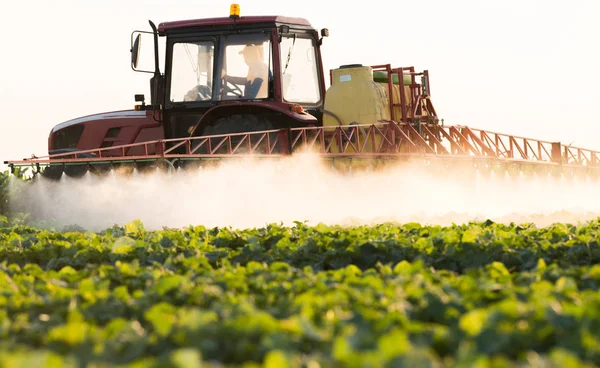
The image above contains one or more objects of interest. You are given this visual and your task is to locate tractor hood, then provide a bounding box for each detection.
[51,110,148,134]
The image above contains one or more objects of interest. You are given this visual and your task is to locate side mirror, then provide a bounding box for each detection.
[131,33,141,69]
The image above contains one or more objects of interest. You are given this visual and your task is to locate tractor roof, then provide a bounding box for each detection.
[158,16,312,33]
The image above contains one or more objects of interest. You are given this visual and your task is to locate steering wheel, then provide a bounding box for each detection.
[183,85,212,101]
[223,77,244,98]
[196,85,211,100]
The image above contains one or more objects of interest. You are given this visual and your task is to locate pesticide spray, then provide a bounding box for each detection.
[8,152,600,231]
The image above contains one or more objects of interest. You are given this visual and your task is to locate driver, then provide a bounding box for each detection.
[224,43,269,99]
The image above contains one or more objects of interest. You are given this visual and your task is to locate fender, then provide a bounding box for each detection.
[189,101,317,136]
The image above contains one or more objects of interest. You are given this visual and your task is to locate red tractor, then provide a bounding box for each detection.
[48,6,329,169]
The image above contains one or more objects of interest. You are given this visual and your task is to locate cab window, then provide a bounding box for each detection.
[219,33,272,100]
[170,41,215,102]
[280,36,320,104]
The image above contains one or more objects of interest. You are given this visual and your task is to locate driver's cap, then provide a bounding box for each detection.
[239,44,255,54]
[239,43,264,55]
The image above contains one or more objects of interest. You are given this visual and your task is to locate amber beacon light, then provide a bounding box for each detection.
[230,4,240,19]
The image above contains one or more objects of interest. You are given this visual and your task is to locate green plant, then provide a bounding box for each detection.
[0,167,31,219]
[0,219,599,366]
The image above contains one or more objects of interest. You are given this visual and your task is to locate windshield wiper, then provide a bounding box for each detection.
[283,34,296,75]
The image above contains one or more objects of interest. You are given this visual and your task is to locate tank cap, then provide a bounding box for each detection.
[339,64,363,69]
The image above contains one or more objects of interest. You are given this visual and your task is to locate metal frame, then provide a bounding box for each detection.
[5,121,599,172]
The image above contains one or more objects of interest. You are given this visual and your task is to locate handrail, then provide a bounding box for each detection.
[4,121,600,169]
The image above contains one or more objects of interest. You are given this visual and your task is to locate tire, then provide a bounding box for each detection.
[40,165,64,181]
[41,149,99,180]
[198,114,279,155]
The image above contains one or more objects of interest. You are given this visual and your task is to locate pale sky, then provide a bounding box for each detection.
[1,0,599,170]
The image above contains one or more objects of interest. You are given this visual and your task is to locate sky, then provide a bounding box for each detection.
[1,0,599,170]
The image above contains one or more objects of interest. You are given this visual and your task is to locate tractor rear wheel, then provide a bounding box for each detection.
[199,114,280,155]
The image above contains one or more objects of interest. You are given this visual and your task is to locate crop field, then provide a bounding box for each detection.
[2,165,600,367]
[0,215,599,367]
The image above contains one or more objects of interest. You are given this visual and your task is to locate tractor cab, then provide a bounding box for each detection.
[131,4,329,140]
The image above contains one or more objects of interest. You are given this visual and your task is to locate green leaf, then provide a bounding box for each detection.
[113,286,131,302]
[488,262,510,279]
[332,336,351,361]
[78,277,96,302]
[112,236,136,254]
[393,260,412,274]
[124,219,145,237]
[549,348,591,367]
[536,258,547,272]
[439,229,460,246]
[377,329,410,360]
[145,302,176,337]
[555,276,578,292]
[169,348,202,368]
[587,264,600,279]
[47,310,88,346]
[154,275,183,296]
[263,350,290,368]
[58,266,77,277]
[415,237,434,254]
[313,223,331,233]
[462,228,480,244]
[459,309,489,336]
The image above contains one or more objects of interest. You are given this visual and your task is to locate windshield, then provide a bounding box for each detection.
[219,33,272,100]
[170,41,215,103]
[280,36,320,104]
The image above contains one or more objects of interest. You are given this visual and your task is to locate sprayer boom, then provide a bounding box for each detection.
[5,121,600,179]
